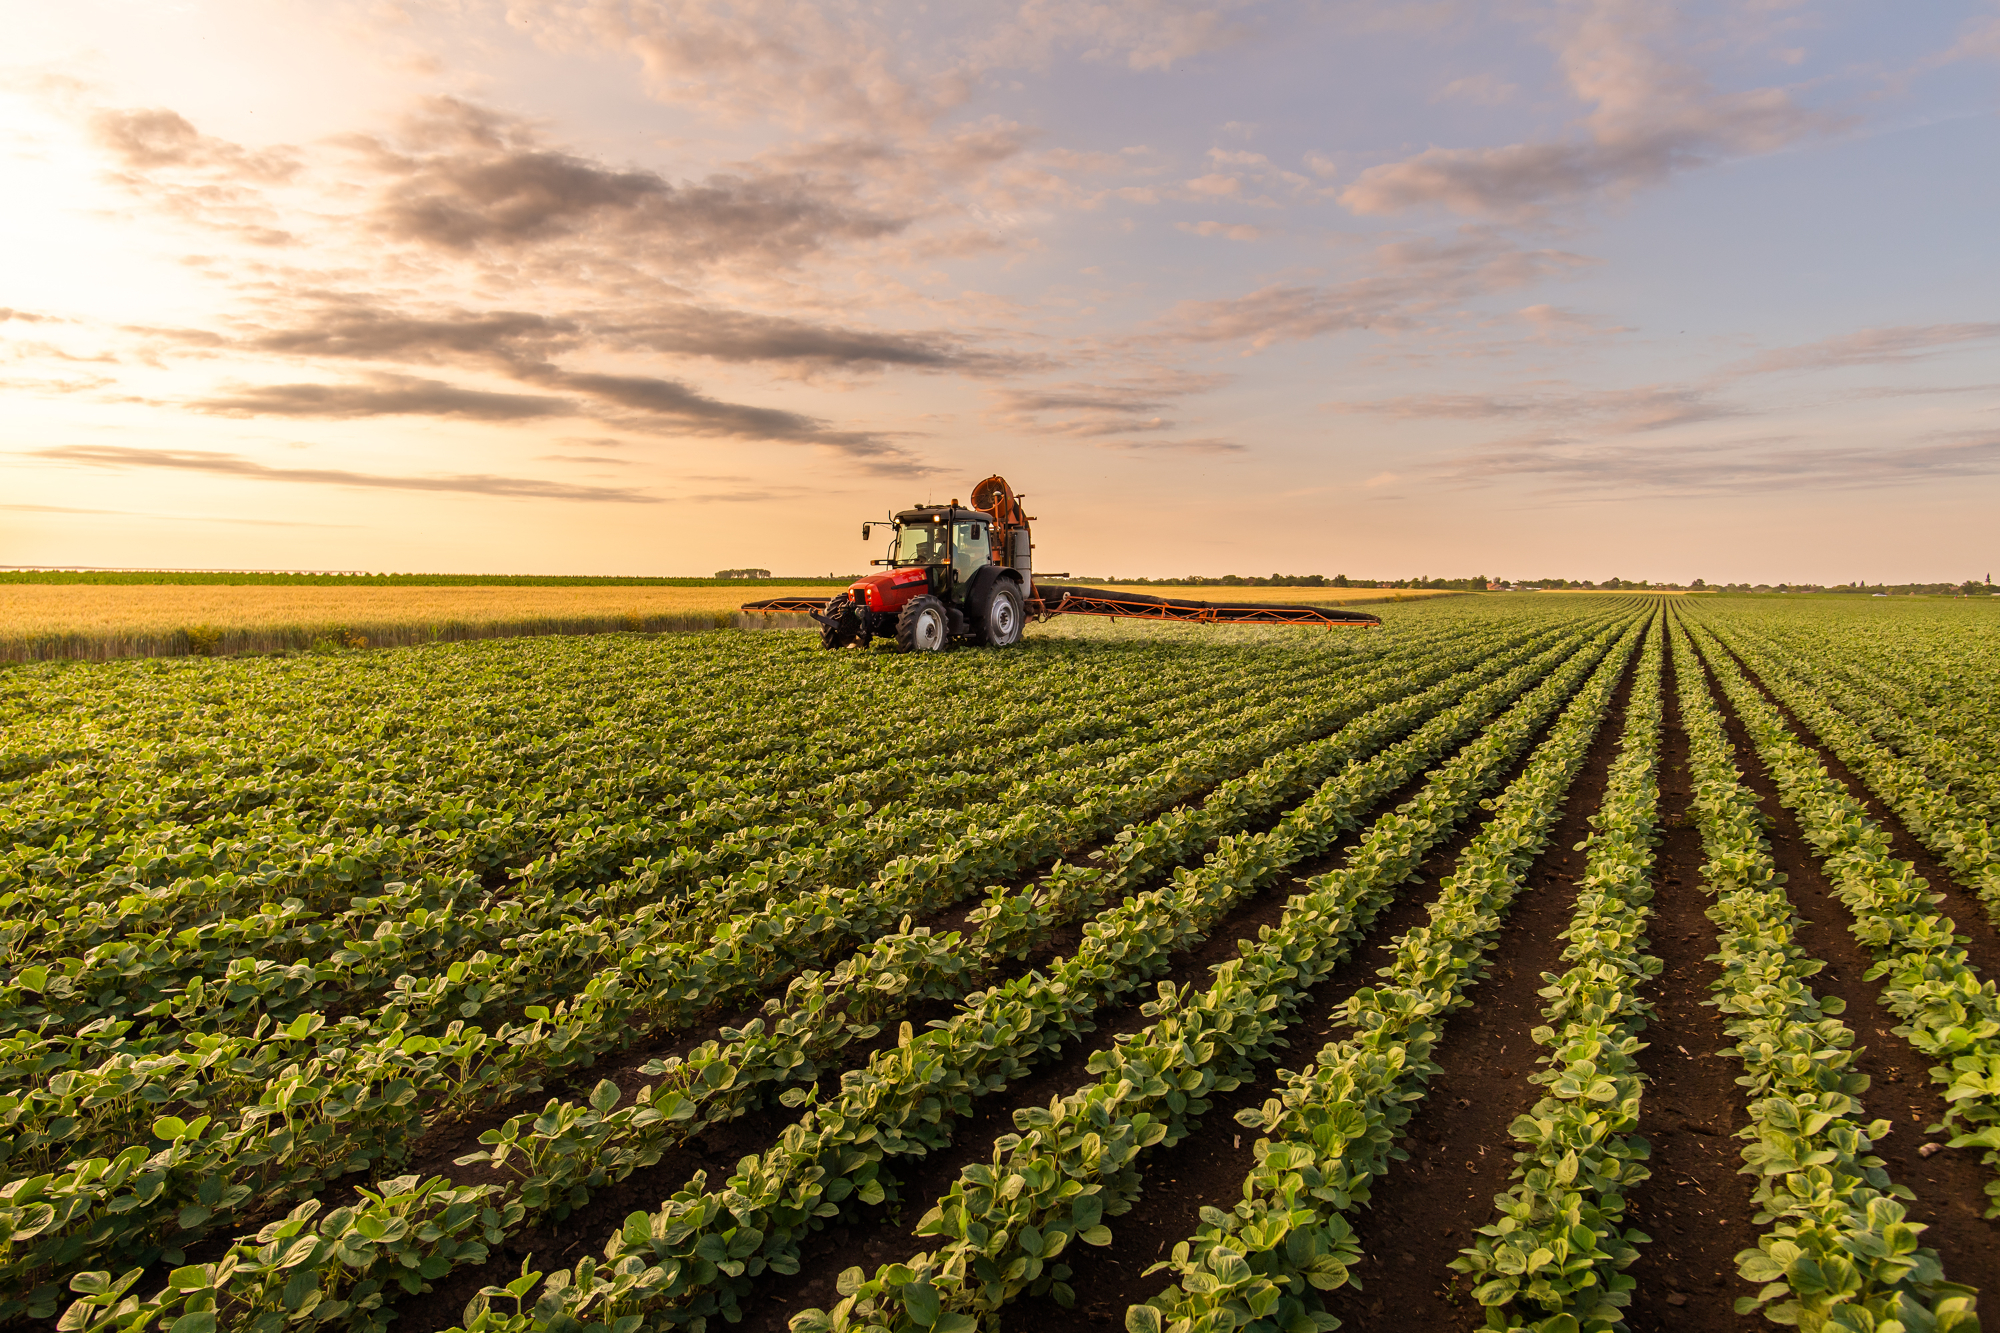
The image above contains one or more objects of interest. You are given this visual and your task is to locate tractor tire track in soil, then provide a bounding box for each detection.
[735,644,1612,1333]
[1689,638,2000,1301]
[393,653,1574,1333]
[1620,644,1766,1333]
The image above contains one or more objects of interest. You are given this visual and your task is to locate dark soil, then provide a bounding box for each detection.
[1687,630,2000,1300]
[1701,633,2000,974]
[1620,642,1769,1333]
[389,649,1565,1333]
[739,633,1627,1332]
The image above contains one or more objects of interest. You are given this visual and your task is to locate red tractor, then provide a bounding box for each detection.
[743,474,1381,651]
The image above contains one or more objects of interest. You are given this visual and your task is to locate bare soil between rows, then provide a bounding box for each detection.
[1689,625,2000,1298]
[736,633,1623,1332]
[385,644,1581,1332]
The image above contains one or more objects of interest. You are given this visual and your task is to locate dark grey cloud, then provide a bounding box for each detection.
[1732,323,2000,376]
[356,98,905,264]
[222,298,1006,374]
[612,307,1014,372]
[242,308,576,363]
[519,364,912,462]
[24,445,658,503]
[186,373,572,421]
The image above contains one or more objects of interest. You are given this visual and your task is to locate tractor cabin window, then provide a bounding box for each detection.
[893,522,947,565]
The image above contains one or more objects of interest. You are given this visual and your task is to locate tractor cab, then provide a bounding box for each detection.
[875,506,995,605]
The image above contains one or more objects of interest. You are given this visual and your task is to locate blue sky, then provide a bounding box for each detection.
[3,0,1996,582]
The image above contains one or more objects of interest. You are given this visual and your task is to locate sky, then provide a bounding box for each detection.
[2,0,1997,584]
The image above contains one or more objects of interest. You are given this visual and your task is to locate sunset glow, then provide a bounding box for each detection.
[4,1,1997,582]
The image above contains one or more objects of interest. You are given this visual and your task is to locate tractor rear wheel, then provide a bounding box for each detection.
[980,582,1024,647]
[895,595,950,653]
[819,596,859,649]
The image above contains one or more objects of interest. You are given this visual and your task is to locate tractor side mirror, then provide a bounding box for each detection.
[861,523,871,540]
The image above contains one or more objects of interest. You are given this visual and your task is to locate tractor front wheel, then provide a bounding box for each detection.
[819,595,859,649]
[896,595,950,653]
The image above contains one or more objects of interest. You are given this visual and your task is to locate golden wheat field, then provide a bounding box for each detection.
[0,584,834,662]
[0,584,835,635]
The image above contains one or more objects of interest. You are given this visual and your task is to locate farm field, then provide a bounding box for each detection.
[1080,585,1468,606]
[0,585,838,664]
[0,584,1456,665]
[3,594,1998,1333]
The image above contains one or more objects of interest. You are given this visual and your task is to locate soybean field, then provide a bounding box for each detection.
[3,594,1998,1333]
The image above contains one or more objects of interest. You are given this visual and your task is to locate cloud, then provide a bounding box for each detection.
[1426,432,2000,497]
[1434,74,1518,106]
[1732,323,2000,375]
[23,445,659,503]
[88,107,301,243]
[355,99,905,264]
[1093,436,1247,453]
[990,370,1229,439]
[0,502,356,527]
[240,308,575,363]
[1160,230,1592,348]
[91,108,297,180]
[187,374,572,421]
[163,296,1018,377]
[1178,220,1262,240]
[1517,304,1631,338]
[1333,383,1740,433]
[173,364,914,463]
[514,365,912,461]
[1341,0,1831,220]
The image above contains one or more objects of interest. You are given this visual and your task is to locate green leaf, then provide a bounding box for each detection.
[1126,1306,1164,1333]
[903,1281,941,1327]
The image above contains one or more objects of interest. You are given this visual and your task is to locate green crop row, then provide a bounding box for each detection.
[1452,610,1665,1330]
[448,625,1552,1237]
[429,617,1635,1333]
[1124,617,1639,1333]
[2,642,1382,1049]
[1669,619,1978,1331]
[6,618,1604,1322]
[1690,611,2000,930]
[1686,620,2000,1218]
[5,632,1382,1013]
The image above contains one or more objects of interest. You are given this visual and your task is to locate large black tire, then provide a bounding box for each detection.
[979,581,1024,647]
[819,596,859,649]
[895,595,950,653]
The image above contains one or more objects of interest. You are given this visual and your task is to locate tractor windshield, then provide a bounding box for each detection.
[892,521,948,565]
